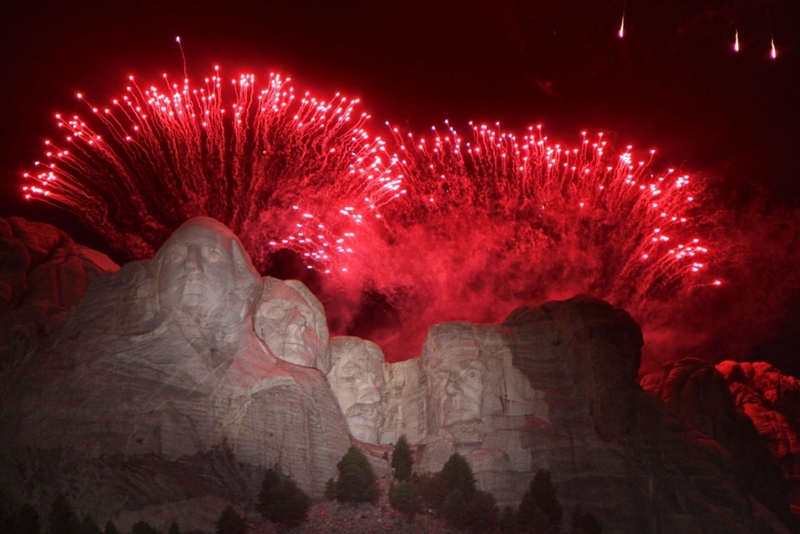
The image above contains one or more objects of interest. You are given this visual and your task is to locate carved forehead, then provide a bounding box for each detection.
[159,217,239,254]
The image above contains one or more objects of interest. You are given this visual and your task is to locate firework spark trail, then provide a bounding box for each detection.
[24,67,726,362]
[23,69,402,268]
[377,122,716,306]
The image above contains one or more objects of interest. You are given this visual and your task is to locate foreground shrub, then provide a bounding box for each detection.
[256,467,310,527]
[334,447,379,504]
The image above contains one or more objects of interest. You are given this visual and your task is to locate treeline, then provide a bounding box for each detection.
[3,438,603,533]
[384,435,602,534]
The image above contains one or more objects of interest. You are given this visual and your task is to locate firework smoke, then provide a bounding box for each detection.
[23,68,798,369]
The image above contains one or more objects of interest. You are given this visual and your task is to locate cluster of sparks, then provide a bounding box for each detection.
[22,69,724,357]
[24,69,403,268]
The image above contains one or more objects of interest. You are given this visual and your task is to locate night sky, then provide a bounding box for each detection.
[2,1,799,373]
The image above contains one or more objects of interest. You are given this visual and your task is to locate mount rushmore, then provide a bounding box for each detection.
[1,216,798,533]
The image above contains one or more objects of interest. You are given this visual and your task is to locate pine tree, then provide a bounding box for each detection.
[47,494,79,534]
[334,446,379,504]
[3,503,41,534]
[102,520,120,534]
[216,505,246,534]
[256,467,310,526]
[391,435,413,481]
[518,470,562,534]
[571,507,602,534]
[465,490,499,532]
[442,488,467,529]
[78,514,101,534]
[324,478,336,501]
[440,453,476,501]
[388,480,420,517]
[500,506,518,534]
[130,521,159,534]
[167,521,181,534]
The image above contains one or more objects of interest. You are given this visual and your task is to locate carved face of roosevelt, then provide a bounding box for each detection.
[153,217,261,338]
[426,335,487,431]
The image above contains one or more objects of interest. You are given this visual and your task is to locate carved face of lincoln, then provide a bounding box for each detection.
[427,337,487,430]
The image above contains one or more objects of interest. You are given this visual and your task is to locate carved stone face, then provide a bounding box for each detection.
[328,337,386,443]
[254,278,329,371]
[427,339,487,429]
[153,217,260,338]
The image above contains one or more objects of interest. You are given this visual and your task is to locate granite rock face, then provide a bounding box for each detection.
[465,297,790,532]
[641,358,792,525]
[0,217,117,368]
[0,217,351,515]
[716,360,800,520]
[1,216,797,534]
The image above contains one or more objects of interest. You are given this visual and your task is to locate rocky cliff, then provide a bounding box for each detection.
[0,216,797,534]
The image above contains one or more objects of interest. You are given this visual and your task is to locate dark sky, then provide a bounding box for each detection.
[1,0,799,370]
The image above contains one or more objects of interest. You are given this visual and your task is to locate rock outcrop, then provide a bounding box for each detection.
[716,360,800,520]
[642,358,792,526]
[0,217,117,368]
[0,218,351,527]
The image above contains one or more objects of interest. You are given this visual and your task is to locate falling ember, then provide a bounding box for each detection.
[771,38,777,59]
[734,30,740,52]
[618,14,625,38]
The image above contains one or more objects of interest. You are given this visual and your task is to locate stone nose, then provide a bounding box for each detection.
[358,381,381,404]
[185,245,204,274]
[445,377,461,396]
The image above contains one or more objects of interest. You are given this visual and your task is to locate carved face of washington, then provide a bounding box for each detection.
[152,217,261,349]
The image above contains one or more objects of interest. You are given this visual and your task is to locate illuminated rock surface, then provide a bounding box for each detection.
[0,217,350,531]
[0,217,797,534]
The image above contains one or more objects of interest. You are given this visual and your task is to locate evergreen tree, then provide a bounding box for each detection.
[465,490,499,532]
[102,520,120,534]
[334,446,379,504]
[3,503,41,534]
[78,514,101,534]
[130,521,159,534]
[442,488,467,529]
[388,480,420,517]
[440,453,476,501]
[256,468,310,526]
[571,508,602,534]
[391,435,413,481]
[500,506,518,534]
[324,478,336,501]
[47,494,79,534]
[216,506,246,534]
[518,470,562,534]
[167,522,181,534]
